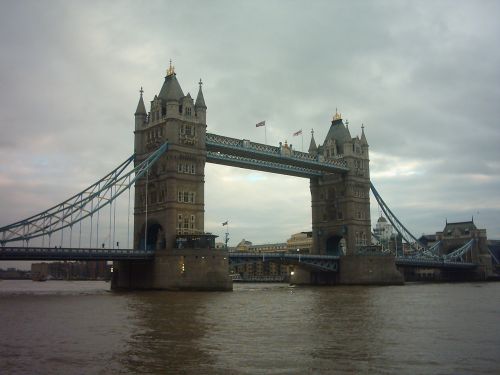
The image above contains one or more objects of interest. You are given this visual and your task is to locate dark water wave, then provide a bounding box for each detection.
[0,281,499,374]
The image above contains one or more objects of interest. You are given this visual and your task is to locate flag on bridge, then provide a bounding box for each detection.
[222,221,228,226]
[256,121,265,127]
[293,129,302,136]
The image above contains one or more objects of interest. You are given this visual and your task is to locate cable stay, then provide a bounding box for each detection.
[421,241,441,259]
[0,143,168,245]
[442,239,474,262]
[370,182,427,255]
[370,182,476,263]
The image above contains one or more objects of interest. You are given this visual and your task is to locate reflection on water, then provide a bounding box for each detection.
[121,291,215,374]
[1,281,499,374]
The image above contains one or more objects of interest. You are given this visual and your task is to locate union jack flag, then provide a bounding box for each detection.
[293,129,302,136]
[256,121,265,127]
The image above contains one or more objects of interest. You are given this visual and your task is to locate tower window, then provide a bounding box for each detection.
[177,190,196,204]
[178,163,196,174]
[181,124,194,136]
[177,215,183,234]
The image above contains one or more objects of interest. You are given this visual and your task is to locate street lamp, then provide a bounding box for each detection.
[297,248,301,262]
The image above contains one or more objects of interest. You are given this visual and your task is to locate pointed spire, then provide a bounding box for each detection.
[158,63,184,102]
[195,78,206,108]
[360,123,368,146]
[345,120,352,140]
[333,108,342,121]
[308,129,317,154]
[135,86,147,115]
[167,59,175,76]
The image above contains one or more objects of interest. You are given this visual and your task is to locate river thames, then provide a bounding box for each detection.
[0,280,499,374]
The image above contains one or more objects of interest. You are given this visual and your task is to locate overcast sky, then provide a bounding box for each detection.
[1,1,499,268]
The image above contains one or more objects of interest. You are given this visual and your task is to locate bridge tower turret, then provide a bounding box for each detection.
[195,79,207,124]
[134,87,147,154]
[310,110,371,256]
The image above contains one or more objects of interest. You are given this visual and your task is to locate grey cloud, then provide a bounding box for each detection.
[1,0,499,256]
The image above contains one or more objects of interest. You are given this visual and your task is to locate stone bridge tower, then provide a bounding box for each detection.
[309,111,371,255]
[112,64,231,290]
[133,63,207,252]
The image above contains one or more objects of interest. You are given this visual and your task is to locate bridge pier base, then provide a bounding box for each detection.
[290,255,403,286]
[338,255,404,285]
[112,249,232,291]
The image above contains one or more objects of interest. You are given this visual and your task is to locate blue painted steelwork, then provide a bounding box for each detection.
[0,247,154,261]
[370,182,427,254]
[442,239,474,262]
[0,143,168,246]
[371,182,477,264]
[422,241,442,259]
[207,151,323,178]
[395,257,476,269]
[206,133,348,175]
[229,252,339,272]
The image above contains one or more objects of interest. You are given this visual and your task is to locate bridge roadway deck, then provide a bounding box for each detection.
[0,247,154,261]
[395,257,477,269]
[0,247,478,270]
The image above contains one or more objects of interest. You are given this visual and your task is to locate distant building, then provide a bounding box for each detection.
[372,216,402,253]
[487,240,500,275]
[418,234,438,247]
[286,232,313,253]
[231,238,293,281]
[31,261,111,281]
[435,220,492,276]
[0,268,30,279]
[373,216,392,240]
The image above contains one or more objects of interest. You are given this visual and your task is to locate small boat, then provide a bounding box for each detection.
[230,273,243,282]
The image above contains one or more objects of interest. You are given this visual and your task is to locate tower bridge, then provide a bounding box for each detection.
[0,66,494,289]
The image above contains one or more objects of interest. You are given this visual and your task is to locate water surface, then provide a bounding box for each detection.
[1,280,499,374]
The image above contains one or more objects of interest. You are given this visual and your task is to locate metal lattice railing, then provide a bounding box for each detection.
[206,132,348,172]
[0,143,168,245]
[206,151,323,177]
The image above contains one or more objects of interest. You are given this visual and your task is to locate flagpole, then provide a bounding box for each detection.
[256,121,267,145]
[223,220,229,249]
[301,132,304,152]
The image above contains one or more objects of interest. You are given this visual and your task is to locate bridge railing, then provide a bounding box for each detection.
[0,246,154,260]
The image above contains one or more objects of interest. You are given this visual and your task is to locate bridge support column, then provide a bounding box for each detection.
[290,268,313,285]
[338,255,404,285]
[112,249,232,291]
